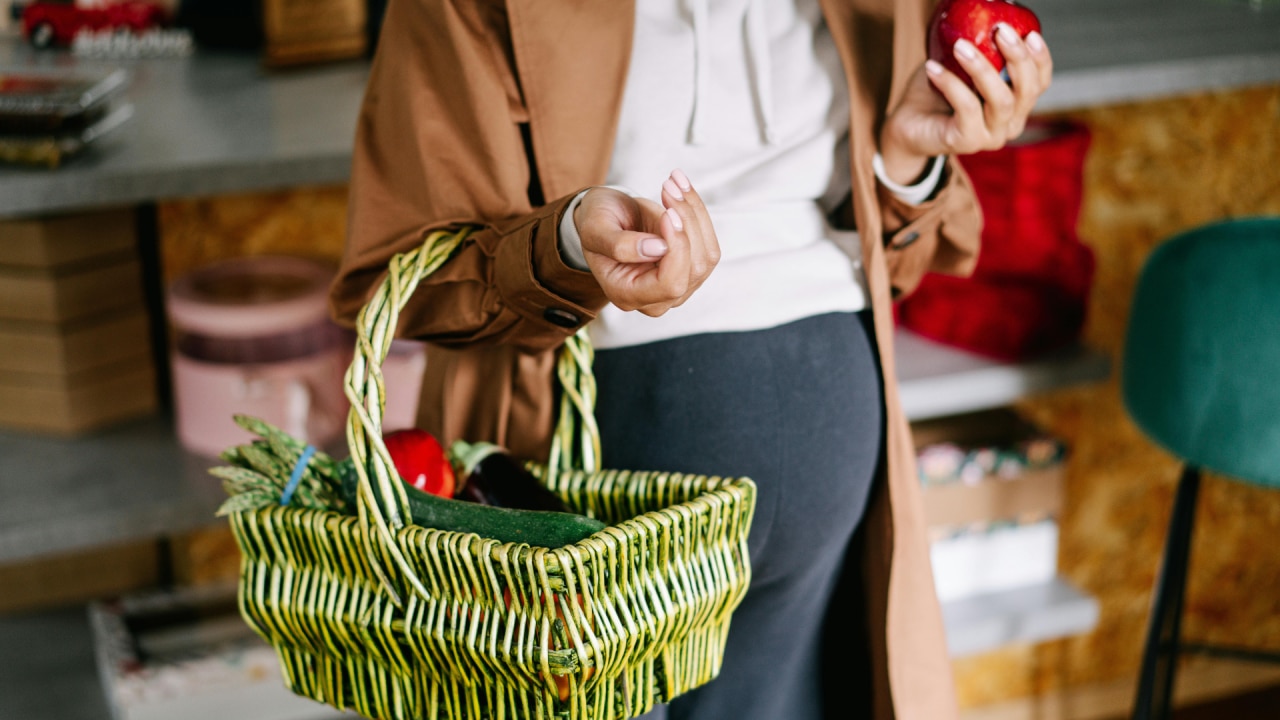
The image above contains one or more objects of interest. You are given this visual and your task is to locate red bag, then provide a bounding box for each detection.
[895,120,1095,361]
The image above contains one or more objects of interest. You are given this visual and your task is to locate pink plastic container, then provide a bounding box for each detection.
[166,256,349,458]
[382,338,426,433]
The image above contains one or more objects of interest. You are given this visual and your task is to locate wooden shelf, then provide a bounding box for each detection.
[894,333,1110,657]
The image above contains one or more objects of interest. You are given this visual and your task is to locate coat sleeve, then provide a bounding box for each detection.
[328,0,607,353]
[879,156,984,298]
[853,0,986,299]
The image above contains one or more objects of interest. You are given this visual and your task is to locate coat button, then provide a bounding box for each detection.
[543,307,580,328]
[893,231,920,249]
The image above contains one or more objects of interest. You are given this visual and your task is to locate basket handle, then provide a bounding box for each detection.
[548,325,601,483]
[343,227,601,606]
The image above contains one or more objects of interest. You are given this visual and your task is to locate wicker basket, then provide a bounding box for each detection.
[226,229,757,720]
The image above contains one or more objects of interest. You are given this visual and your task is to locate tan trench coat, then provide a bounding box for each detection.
[331,1,984,717]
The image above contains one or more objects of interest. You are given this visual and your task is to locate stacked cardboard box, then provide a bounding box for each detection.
[0,209,157,434]
[912,409,1067,603]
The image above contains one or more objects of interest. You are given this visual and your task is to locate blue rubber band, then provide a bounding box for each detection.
[281,445,317,506]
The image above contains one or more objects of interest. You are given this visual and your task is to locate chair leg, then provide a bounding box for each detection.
[1132,465,1202,720]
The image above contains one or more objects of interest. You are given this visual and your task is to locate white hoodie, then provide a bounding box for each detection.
[562,0,942,350]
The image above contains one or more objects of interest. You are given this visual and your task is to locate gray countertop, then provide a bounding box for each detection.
[0,41,366,217]
[1,0,1279,218]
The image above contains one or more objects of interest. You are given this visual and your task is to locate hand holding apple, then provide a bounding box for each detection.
[876,0,1052,184]
[928,0,1042,91]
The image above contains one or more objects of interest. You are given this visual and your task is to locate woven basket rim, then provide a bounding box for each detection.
[235,467,755,557]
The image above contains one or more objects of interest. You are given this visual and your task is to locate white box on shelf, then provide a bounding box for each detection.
[930,518,1059,603]
[88,584,352,720]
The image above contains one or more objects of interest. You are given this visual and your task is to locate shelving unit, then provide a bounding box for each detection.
[896,329,1110,657]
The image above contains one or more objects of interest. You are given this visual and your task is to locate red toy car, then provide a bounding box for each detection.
[16,1,169,49]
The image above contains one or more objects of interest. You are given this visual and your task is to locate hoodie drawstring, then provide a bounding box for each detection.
[744,0,776,144]
[687,0,775,146]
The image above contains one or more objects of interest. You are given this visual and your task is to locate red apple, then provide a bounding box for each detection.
[383,428,456,498]
[928,0,1041,91]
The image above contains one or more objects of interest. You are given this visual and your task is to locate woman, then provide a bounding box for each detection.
[330,1,1052,718]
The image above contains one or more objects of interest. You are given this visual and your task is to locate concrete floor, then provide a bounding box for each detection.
[0,601,352,720]
[3,603,1277,720]
[0,604,114,720]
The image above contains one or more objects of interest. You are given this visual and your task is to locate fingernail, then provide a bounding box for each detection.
[996,23,1020,45]
[925,59,944,76]
[954,39,978,61]
[662,178,684,201]
[1026,31,1045,53]
[640,237,668,258]
[665,207,683,231]
[671,168,692,192]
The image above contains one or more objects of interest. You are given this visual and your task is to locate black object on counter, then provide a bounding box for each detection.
[0,68,128,135]
[174,0,263,51]
[0,69,134,168]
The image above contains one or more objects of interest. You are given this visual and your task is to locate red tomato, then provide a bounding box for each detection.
[383,428,455,498]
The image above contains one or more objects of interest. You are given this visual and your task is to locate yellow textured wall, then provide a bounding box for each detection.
[953,84,1280,707]
[155,87,1280,703]
[157,184,349,283]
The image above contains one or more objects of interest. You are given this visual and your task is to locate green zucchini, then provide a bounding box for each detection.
[339,460,606,549]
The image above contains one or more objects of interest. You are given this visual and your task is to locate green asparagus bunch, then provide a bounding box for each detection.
[212,414,350,516]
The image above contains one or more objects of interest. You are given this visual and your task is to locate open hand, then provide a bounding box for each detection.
[575,170,720,317]
[878,25,1053,184]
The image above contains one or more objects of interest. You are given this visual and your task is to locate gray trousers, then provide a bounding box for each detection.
[592,311,884,720]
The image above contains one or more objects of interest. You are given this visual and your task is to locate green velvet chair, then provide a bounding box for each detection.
[1123,216,1280,720]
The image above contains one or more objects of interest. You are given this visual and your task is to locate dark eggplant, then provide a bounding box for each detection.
[450,440,571,513]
